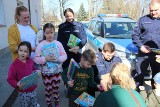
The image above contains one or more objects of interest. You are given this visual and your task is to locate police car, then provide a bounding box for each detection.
[86,14,138,72]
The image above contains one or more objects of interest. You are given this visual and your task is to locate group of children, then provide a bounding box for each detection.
[7,22,160,107]
[7,23,67,107]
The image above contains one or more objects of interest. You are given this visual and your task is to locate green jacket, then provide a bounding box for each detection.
[62,66,98,95]
[140,89,160,107]
[94,85,146,107]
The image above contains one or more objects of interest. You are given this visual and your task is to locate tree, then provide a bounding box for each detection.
[58,0,71,21]
[77,3,88,21]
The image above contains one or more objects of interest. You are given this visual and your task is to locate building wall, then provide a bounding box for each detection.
[0,0,41,50]
[0,0,17,50]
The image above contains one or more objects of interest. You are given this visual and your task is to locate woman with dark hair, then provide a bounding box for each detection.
[57,8,87,70]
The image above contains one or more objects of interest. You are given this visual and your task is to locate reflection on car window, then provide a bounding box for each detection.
[93,21,101,35]
[88,21,97,31]
[105,22,135,37]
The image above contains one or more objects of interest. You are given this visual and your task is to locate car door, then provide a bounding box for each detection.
[92,21,103,52]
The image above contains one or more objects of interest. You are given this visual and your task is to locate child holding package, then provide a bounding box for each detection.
[139,72,160,107]
[62,49,102,107]
[34,23,67,107]
[7,41,41,107]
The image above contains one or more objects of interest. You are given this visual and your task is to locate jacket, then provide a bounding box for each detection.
[8,24,38,61]
[7,58,38,92]
[132,15,160,55]
[94,85,147,107]
[96,52,122,76]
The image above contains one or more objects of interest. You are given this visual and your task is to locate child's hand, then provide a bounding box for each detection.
[36,70,41,78]
[17,81,24,90]
[67,80,74,87]
[45,56,53,61]
[97,85,104,91]
[100,80,108,91]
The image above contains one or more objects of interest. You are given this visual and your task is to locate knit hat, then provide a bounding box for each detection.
[153,72,160,84]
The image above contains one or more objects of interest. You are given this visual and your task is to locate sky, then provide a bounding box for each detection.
[71,0,88,12]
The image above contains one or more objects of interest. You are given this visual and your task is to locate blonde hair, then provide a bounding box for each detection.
[15,6,28,23]
[110,63,131,90]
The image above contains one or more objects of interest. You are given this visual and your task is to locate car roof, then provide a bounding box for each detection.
[91,17,136,22]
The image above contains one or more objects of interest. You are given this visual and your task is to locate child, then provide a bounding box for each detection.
[7,41,41,107]
[62,49,101,107]
[34,23,67,107]
[139,72,160,107]
[88,42,122,96]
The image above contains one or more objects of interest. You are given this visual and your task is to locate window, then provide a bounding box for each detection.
[0,0,6,26]
[88,21,96,31]
[93,21,101,35]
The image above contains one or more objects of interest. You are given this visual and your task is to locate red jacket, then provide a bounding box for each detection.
[7,58,38,92]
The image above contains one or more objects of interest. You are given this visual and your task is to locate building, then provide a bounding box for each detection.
[0,0,41,51]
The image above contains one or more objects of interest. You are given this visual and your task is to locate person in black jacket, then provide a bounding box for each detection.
[57,8,87,70]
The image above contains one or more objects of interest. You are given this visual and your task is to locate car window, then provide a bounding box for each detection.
[88,20,97,31]
[105,22,136,38]
[93,21,101,35]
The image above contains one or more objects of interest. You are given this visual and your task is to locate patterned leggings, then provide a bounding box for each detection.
[42,73,61,106]
[18,90,38,107]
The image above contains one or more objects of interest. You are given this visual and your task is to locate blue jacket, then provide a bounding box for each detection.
[95,52,122,78]
[57,21,87,52]
[132,15,160,50]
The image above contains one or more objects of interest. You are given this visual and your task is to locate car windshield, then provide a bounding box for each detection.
[105,22,136,39]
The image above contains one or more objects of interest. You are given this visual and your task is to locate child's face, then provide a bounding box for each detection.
[44,28,55,42]
[102,51,115,61]
[18,45,29,61]
[81,58,93,69]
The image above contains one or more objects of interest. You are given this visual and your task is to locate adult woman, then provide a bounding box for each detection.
[8,6,38,61]
[57,8,87,69]
[94,63,146,107]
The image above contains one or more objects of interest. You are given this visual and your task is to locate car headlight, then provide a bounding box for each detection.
[116,51,137,60]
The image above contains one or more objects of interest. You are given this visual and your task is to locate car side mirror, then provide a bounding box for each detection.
[104,33,110,38]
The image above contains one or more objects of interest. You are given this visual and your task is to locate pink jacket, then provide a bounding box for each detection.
[34,40,67,73]
[7,58,38,92]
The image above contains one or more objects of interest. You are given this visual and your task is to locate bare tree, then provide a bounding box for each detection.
[58,0,71,21]
[99,0,141,20]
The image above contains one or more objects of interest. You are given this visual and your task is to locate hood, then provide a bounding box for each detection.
[105,38,138,53]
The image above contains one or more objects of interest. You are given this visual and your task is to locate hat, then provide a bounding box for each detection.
[153,72,160,84]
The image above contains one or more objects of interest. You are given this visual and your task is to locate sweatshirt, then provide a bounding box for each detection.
[62,66,98,95]
[34,40,67,73]
[7,58,38,92]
